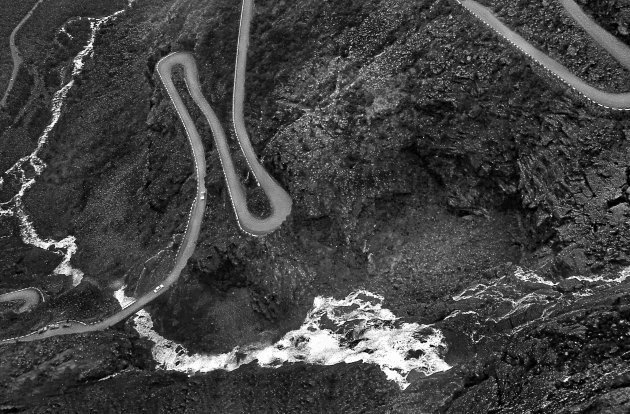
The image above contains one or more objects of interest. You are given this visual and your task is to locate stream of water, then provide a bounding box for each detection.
[0,2,133,287]
[114,288,451,390]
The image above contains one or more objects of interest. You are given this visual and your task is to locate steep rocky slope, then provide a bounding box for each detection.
[2,0,630,411]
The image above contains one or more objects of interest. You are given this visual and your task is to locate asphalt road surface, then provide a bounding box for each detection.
[0,287,44,313]
[229,0,293,236]
[0,0,46,108]
[459,0,630,110]
[0,52,208,343]
[0,0,292,343]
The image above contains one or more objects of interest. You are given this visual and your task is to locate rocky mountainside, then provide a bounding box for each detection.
[2,0,630,411]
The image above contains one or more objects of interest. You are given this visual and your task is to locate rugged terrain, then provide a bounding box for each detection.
[2,0,630,411]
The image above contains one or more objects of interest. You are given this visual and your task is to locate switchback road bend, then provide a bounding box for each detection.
[1,0,292,343]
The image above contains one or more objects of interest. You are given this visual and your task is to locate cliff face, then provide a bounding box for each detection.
[3,0,630,411]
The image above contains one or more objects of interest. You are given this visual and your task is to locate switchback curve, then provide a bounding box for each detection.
[230,0,293,236]
[0,0,291,343]
[0,287,44,313]
[0,51,209,342]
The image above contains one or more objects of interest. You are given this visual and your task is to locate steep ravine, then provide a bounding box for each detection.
[2,0,630,411]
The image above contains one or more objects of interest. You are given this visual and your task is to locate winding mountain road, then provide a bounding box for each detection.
[0,50,209,341]
[0,0,291,343]
[0,287,44,313]
[458,0,630,110]
[229,0,292,235]
[0,0,46,108]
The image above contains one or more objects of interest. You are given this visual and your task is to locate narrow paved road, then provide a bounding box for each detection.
[0,0,291,343]
[0,287,44,313]
[229,0,292,235]
[0,0,46,108]
[458,0,630,110]
[0,52,208,342]
[560,0,630,72]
